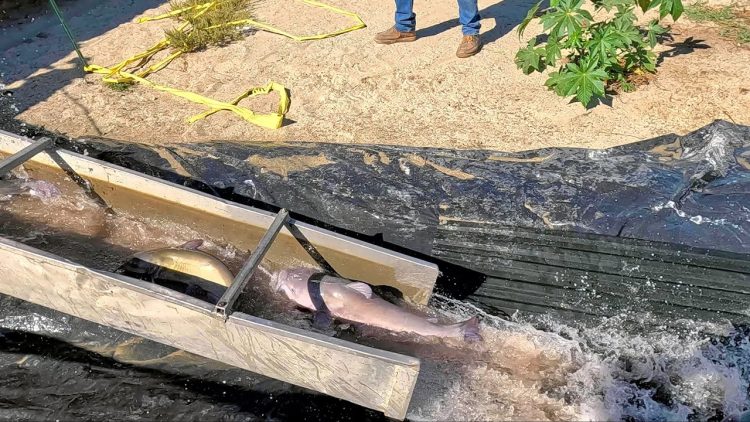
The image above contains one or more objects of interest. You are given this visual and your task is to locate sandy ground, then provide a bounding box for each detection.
[1,0,749,151]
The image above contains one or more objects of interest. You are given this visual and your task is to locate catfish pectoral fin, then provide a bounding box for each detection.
[312,311,334,330]
[179,239,204,250]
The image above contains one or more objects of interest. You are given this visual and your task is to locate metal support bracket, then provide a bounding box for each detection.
[214,208,289,318]
[0,137,54,177]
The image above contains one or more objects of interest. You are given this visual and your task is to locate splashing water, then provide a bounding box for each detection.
[22,179,61,203]
[0,171,61,204]
[403,294,750,421]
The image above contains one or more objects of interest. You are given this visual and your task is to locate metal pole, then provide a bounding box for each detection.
[215,209,289,317]
[48,0,88,69]
[284,221,340,277]
[0,137,54,176]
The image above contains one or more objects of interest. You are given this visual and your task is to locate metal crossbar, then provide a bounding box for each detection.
[215,208,289,317]
[0,138,54,176]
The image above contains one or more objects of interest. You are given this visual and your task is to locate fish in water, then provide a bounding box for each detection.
[271,267,482,342]
[116,239,234,304]
[0,177,60,202]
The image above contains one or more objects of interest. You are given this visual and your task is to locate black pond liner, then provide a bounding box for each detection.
[44,119,750,325]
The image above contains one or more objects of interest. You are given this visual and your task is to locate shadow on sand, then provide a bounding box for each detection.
[416,0,543,46]
[0,0,163,113]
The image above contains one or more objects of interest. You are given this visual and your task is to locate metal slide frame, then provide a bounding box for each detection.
[0,129,439,419]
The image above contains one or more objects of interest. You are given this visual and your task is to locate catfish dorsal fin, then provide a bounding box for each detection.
[180,239,204,250]
[345,282,373,299]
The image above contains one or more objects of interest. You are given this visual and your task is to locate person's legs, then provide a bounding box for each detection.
[455,0,482,57]
[457,0,481,35]
[394,0,416,33]
[375,0,417,44]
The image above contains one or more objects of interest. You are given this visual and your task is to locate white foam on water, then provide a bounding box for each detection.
[406,295,750,421]
[0,314,71,335]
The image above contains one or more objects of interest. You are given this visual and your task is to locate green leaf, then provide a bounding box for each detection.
[515,40,546,74]
[643,50,657,71]
[646,0,662,12]
[544,35,563,65]
[656,0,683,19]
[545,71,570,96]
[612,16,643,45]
[540,0,591,39]
[517,1,543,38]
[646,20,667,47]
[579,9,594,21]
[614,6,637,25]
[555,61,608,105]
[595,0,632,12]
[671,0,684,20]
[517,0,672,105]
[620,80,636,92]
[659,0,673,19]
[587,25,627,65]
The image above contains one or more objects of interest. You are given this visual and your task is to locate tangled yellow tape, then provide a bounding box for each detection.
[139,0,367,42]
[86,0,366,129]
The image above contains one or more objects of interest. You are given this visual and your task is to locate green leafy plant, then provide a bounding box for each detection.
[106,82,132,92]
[165,0,256,53]
[515,0,683,106]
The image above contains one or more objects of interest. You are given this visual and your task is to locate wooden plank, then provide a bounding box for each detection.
[0,238,420,420]
[434,222,750,324]
[0,129,438,305]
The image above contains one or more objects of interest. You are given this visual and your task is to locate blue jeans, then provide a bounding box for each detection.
[394,0,481,35]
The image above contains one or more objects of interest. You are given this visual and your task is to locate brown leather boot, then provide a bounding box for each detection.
[374,26,417,45]
[456,35,482,58]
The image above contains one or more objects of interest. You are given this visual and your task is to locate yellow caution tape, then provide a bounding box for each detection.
[187,82,290,125]
[140,0,366,41]
[88,0,365,129]
[136,2,214,22]
[210,0,366,41]
[87,64,289,129]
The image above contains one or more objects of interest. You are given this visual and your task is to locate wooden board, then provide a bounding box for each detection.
[0,129,438,305]
[0,238,420,419]
[434,222,750,324]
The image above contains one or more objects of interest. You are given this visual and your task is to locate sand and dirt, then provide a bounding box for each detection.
[1,0,748,151]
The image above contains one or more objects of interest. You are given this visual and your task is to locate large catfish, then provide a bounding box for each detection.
[271,267,482,342]
[117,239,233,304]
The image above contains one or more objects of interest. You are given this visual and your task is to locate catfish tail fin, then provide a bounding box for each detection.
[458,315,482,342]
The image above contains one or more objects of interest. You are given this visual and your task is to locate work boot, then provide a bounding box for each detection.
[374,26,417,45]
[456,35,482,58]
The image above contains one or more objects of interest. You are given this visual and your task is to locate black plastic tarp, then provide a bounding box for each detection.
[44,119,750,323]
[65,120,750,255]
